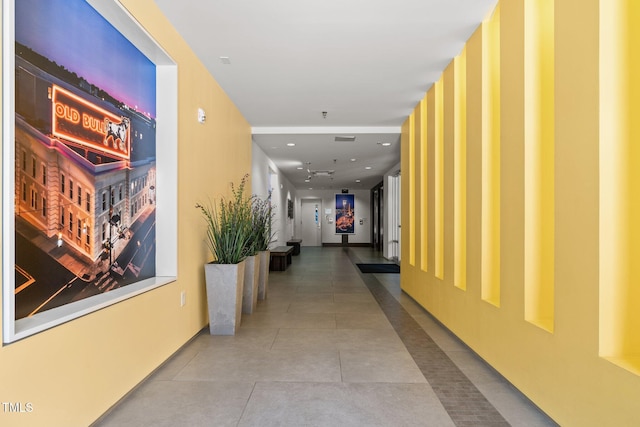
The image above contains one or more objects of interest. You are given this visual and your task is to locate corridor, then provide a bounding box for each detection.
[94,247,556,426]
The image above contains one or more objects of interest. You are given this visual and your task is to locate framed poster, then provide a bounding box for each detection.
[335,193,355,234]
[3,0,178,342]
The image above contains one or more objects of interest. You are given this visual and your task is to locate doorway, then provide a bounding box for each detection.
[388,172,401,262]
[371,181,384,252]
[301,199,322,246]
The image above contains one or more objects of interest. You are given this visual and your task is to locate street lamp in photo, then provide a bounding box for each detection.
[108,206,121,268]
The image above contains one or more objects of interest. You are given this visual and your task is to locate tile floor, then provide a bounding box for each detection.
[94,247,557,427]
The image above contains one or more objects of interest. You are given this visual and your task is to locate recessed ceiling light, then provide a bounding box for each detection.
[297,167,304,170]
[287,143,296,147]
[381,142,391,146]
[304,179,310,183]
[356,179,361,183]
[219,56,231,64]
[350,158,357,162]
[365,166,372,170]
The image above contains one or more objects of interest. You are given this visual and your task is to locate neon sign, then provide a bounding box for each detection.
[51,85,130,159]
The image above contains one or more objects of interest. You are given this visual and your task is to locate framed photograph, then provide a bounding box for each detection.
[3,0,178,343]
[335,193,355,234]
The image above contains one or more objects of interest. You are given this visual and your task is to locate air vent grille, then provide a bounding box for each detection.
[334,136,356,142]
[311,170,335,177]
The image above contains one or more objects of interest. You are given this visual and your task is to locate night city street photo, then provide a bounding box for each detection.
[12,0,158,320]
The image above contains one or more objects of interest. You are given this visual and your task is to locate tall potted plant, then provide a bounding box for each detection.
[196,174,253,335]
[241,194,261,315]
[251,192,275,300]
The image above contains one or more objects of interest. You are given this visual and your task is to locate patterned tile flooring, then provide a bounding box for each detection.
[348,250,509,426]
[94,247,557,427]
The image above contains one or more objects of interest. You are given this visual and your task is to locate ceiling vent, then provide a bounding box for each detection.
[311,170,335,177]
[334,136,356,142]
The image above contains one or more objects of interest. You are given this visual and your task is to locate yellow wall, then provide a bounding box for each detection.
[401,0,640,425]
[0,1,252,425]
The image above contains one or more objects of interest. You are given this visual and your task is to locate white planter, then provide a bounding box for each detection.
[257,250,270,300]
[242,255,260,314]
[204,260,246,335]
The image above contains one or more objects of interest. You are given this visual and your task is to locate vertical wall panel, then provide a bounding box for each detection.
[435,77,444,280]
[408,113,416,266]
[466,26,484,300]
[413,104,424,271]
[599,0,640,374]
[524,0,555,332]
[454,49,468,290]
[481,6,501,306]
[426,87,436,286]
[400,117,412,290]
[500,0,526,334]
[420,97,429,272]
[443,61,456,287]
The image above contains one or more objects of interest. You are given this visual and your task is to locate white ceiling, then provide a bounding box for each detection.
[153,0,498,190]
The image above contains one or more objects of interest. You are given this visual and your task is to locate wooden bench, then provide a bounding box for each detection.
[269,246,294,271]
[286,239,302,256]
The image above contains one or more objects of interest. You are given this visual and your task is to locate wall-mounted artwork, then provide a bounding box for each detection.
[3,0,177,343]
[12,0,157,320]
[287,198,293,219]
[335,194,355,234]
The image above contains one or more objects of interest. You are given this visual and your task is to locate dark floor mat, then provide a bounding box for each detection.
[356,263,400,274]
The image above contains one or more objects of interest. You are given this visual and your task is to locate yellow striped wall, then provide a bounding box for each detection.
[400,0,640,425]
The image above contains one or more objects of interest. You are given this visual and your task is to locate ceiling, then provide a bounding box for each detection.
[153,0,498,190]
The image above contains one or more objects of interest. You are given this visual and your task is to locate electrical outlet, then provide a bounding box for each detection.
[180,291,186,307]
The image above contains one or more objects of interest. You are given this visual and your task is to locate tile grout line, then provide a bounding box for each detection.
[236,382,258,427]
[345,248,510,427]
